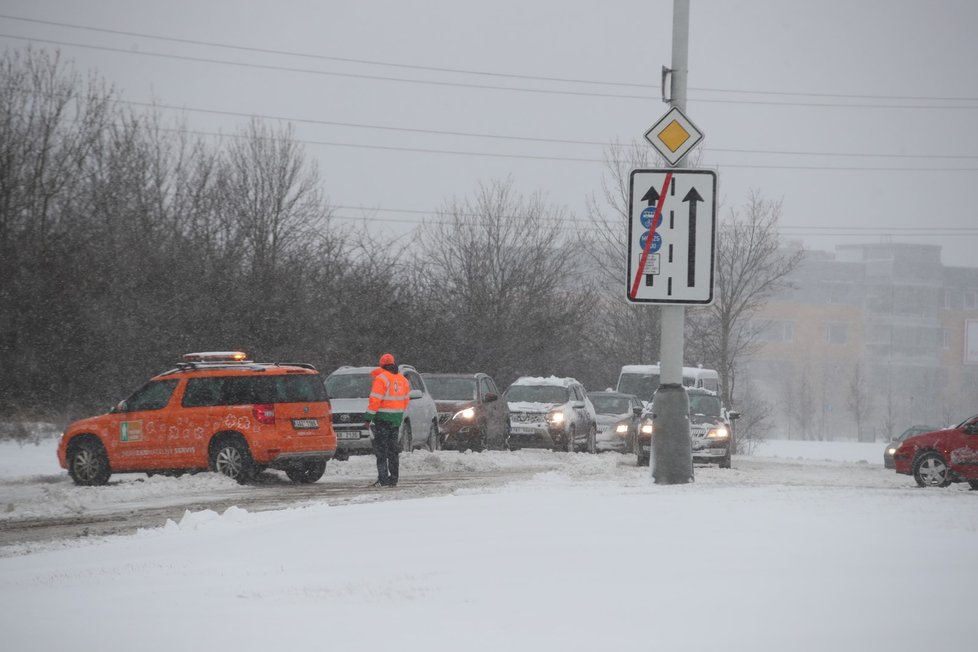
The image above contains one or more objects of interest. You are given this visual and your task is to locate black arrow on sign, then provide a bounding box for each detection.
[641,185,660,206]
[683,187,704,287]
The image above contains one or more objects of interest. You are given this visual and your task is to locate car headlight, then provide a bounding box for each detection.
[453,407,475,420]
[548,411,565,425]
[886,446,897,455]
[615,423,630,435]
[707,426,729,439]
[640,422,654,435]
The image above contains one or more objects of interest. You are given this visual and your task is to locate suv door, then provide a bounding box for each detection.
[479,376,502,446]
[107,378,182,470]
[402,368,436,449]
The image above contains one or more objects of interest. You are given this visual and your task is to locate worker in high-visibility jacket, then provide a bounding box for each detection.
[363,353,411,487]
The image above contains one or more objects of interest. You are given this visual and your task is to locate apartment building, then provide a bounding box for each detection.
[745,243,978,440]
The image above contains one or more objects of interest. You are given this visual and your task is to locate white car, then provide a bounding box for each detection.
[324,365,440,459]
[505,376,597,452]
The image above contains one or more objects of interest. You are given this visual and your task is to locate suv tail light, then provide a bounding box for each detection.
[253,404,276,425]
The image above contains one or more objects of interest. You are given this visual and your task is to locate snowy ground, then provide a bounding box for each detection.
[1,433,975,652]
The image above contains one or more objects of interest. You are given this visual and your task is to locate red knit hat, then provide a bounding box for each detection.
[379,353,395,366]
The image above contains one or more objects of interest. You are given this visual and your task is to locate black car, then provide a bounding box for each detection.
[423,372,510,451]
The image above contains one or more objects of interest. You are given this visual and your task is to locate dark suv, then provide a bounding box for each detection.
[687,388,735,468]
[423,372,510,451]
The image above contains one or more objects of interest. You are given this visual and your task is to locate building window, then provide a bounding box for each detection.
[825,322,849,345]
[757,319,794,343]
[965,291,977,311]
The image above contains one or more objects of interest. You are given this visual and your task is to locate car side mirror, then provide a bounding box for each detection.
[633,406,643,416]
[409,389,423,400]
[728,411,741,421]
[484,392,498,402]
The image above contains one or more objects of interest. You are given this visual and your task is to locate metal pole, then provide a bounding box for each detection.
[651,0,693,484]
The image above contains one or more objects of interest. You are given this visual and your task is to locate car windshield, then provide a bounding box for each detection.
[688,394,721,417]
[425,377,477,401]
[589,395,630,415]
[324,373,373,399]
[618,373,658,402]
[506,384,570,404]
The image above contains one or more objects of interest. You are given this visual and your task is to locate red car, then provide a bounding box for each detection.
[893,414,978,489]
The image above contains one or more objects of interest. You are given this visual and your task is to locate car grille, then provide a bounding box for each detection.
[332,412,366,424]
[512,411,546,423]
[437,412,452,424]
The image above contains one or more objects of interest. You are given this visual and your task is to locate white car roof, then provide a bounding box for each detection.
[511,375,580,388]
[329,364,417,376]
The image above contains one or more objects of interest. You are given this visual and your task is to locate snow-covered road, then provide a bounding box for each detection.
[1,435,976,652]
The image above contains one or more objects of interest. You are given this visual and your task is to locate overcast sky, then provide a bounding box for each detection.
[2,0,976,267]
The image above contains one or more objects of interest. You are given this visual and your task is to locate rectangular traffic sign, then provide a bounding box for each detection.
[626,168,717,305]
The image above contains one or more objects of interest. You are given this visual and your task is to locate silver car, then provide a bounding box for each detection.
[587,391,643,453]
[324,365,440,459]
[505,376,597,453]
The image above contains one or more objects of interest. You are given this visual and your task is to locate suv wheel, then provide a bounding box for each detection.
[212,438,256,484]
[400,421,413,452]
[913,451,952,487]
[286,460,327,484]
[67,438,111,486]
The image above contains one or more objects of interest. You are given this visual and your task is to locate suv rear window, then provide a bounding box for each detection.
[182,374,327,407]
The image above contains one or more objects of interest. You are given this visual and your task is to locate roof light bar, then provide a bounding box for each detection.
[182,351,249,363]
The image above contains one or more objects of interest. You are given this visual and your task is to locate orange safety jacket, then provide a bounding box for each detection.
[365,367,411,427]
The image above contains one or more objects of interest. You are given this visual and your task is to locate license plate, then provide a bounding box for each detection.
[512,427,535,435]
[337,431,363,440]
[292,418,319,429]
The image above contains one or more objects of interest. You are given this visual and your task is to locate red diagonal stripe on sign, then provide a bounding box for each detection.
[628,172,672,300]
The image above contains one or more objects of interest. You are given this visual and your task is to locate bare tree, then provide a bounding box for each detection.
[217,119,325,276]
[846,361,870,441]
[414,178,595,386]
[730,376,772,454]
[687,190,804,408]
[581,140,665,383]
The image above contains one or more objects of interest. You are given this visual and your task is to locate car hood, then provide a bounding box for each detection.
[690,413,723,425]
[435,399,475,412]
[66,413,111,433]
[329,397,368,413]
[595,412,629,426]
[507,401,556,413]
[902,428,954,449]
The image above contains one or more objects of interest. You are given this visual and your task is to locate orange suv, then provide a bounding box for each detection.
[57,352,337,485]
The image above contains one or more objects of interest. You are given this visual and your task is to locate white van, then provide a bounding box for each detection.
[616,364,720,404]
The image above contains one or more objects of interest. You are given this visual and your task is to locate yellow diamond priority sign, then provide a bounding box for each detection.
[644,106,704,166]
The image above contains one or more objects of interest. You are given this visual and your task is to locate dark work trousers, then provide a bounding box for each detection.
[372,420,400,485]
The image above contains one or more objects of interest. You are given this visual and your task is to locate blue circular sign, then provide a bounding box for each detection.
[640,206,663,229]
[639,231,662,253]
